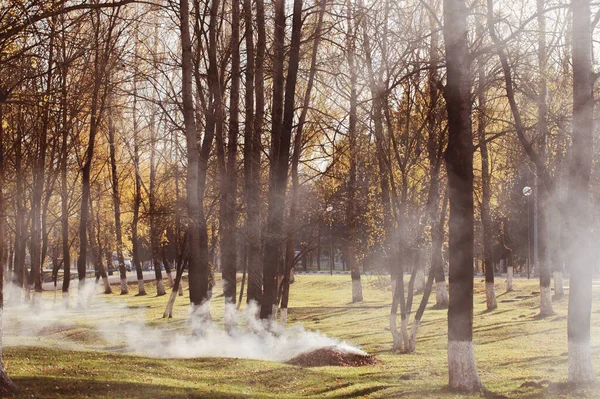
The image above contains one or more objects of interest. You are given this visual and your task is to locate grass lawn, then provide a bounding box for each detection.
[3,274,600,398]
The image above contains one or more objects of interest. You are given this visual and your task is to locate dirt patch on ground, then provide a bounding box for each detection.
[38,324,105,344]
[285,346,377,367]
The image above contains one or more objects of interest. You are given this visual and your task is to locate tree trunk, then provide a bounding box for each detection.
[410,192,448,352]
[31,20,56,307]
[260,0,287,320]
[260,0,303,320]
[219,0,240,332]
[89,192,111,295]
[443,0,481,391]
[359,0,397,344]
[181,0,210,320]
[536,0,553,314]
[149,132,165,297]
[108,105,128,295]
[0,100,18,394]
[567,0,595,383]
[162,246,174,287]
[59,50,71,303]
[280,0,327,321]
[12,112,25,302]
[164,235,188,318]
[477,46,496,311]
[131,65,145,297]
[486,0,553,316]
[345,0,362,303]
[76,11,103,304]
[243,0,264,307]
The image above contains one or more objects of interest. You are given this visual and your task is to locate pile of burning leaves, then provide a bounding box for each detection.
[286,346,377,367]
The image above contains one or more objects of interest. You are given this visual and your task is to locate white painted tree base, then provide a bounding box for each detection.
[137,280,146,296]
[506,267,513,291]
[156,279,166,296]
[163,289,177,318]
[401,316,409,352]
[485,282,497,310]
[280,308,288,328]
[448,341,482,392]
[568,340,595,383]
[540,286,553,316]
[553,272,563,297]
[390,313,401,350]
[436,281,448,306]
[352,279,363,302]
[120,278,128,295]
[409,319,420,352]
[102,276,112,294]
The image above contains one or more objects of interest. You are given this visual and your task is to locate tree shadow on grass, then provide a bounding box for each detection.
[10,376,249,399]
[518,381,600,399]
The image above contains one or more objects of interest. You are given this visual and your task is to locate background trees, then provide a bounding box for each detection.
[0,0,599,391]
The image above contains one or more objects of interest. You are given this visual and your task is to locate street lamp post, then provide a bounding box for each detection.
[523,185,532,279]
[326,205,333,276]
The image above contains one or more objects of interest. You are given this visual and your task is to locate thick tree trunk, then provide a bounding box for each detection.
[260,0,303,320]
[444,0,481,391]
[567,0,595,383]
[243,0,264,307]
[260,0,287,320]
[181,0,210,321]
[0,101,18,394]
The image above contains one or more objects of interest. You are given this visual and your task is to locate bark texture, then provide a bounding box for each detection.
[443,0,481,391]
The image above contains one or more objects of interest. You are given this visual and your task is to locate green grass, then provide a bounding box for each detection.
[3,274,600,398]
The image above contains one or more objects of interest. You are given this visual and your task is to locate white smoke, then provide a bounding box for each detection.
[2,282,365,362]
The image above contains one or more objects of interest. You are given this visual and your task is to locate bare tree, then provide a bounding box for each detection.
[443,0,482,391]
[260,0,303,320]
[566,0,595,383]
